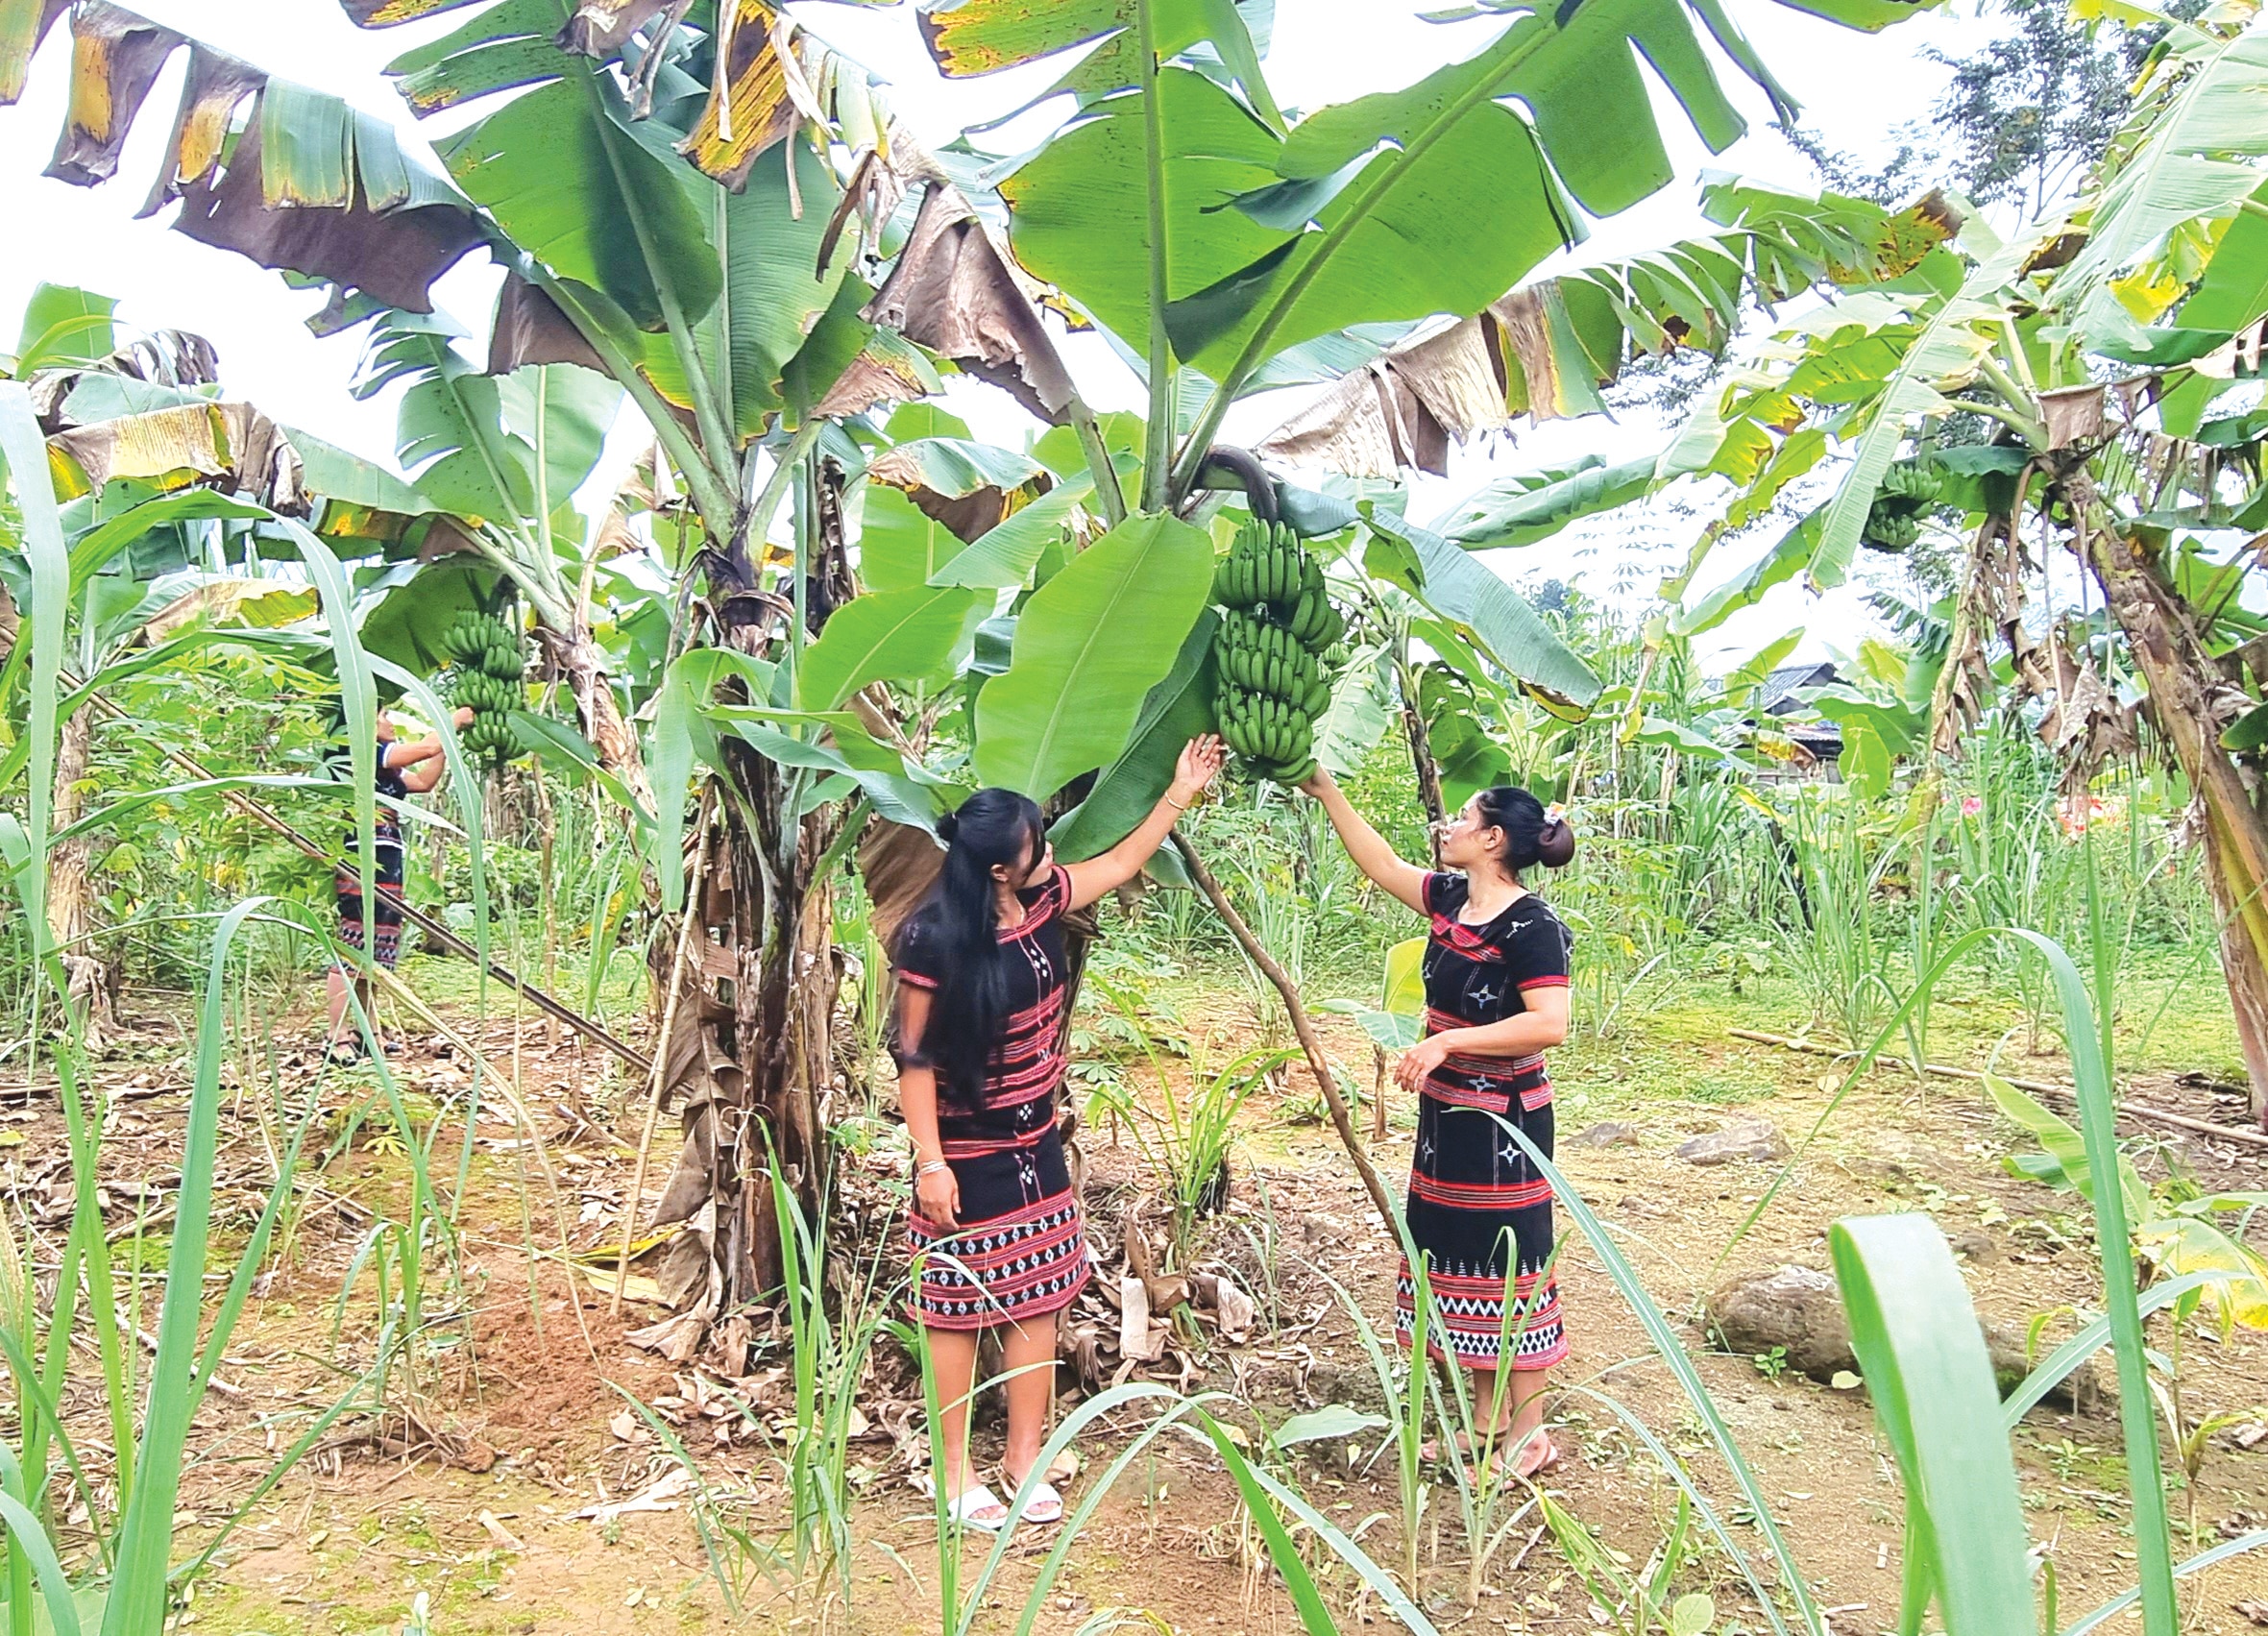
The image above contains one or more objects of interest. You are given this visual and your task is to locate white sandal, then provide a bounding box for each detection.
[943,1483,1010,1532]
[1003,1476,1063,1525]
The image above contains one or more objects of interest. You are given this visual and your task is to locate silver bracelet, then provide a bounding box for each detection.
[916,1159,951,1177]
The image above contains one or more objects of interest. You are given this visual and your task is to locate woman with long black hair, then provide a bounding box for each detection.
[1300,769,1576,1477]
[893,735,1225,1530]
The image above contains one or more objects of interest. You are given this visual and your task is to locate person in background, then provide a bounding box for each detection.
[325,706,472,1064]
[1300,769,1576,1478]
[891,735,1225,1531]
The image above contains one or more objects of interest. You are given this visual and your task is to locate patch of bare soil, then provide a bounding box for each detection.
[29,988,2268,1634]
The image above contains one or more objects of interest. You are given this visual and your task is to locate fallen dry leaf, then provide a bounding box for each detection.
[573,1466,692,1525]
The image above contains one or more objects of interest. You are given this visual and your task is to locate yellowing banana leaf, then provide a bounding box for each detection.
[12,7,479,310]
[44,0,180,186]
[576,1265,667,1306]
[47,403,235,499]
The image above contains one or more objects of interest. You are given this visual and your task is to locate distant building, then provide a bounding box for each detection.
[1753,662,1844,780]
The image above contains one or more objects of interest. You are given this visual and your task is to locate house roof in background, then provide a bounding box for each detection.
[1759,661,1841,718]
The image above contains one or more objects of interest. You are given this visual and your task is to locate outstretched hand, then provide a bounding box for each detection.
[1170,735,1226,805]
[1298,764,1334,798]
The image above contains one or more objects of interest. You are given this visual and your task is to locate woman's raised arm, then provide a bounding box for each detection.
[1061,735,1225,912]
[1298,766,1429,915]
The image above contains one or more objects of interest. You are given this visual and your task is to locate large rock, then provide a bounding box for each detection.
[1675,1119,1790,1165]
[1705,1264,2109,1414]
[1707,1265,1855,1380]
[1569,1121,1640,1148]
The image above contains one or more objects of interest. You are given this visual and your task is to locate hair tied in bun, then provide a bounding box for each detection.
[936,812,961,845]
[1536,805,1575,869]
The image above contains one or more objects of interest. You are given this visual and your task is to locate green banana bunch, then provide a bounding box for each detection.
[1879,458,1943,505]
[1863,457,1944,554]
[1861,503,1923,553]
[1207,518,1345,787]
[440,610,526,771]
[1210,517,1325,615]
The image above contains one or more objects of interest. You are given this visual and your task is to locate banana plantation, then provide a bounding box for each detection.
[3,0,2268,1629]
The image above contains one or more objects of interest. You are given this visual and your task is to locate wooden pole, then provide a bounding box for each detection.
[1726,1028,2268,1152]
[1170,828,1401,1233]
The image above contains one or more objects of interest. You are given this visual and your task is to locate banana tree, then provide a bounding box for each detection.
[1218,172,1961,835]
[1479,3,2268,1121]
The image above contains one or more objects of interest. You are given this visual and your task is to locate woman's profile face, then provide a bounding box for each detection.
[1433,798,1500,870]
[992,822,1054,891]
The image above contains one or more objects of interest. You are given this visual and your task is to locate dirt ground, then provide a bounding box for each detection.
[26,965,2268,1636]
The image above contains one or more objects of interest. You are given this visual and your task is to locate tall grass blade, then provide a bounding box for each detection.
[1195,1418,1347,1636]
[983,1385,1212,1636]
[1499,1123,1818,1636]
[1207,1422,1443,1635]
[1563,1385,1794,1628]
[0,386,65,970]
[104,898,269,1636]
[2000,927,2176,1635]
[1718,924,2178,1634]
[1831,1214,2036,1636]
[0,1490,82,1636]
[2001,1269,2240,1427]
[272,519,380,997]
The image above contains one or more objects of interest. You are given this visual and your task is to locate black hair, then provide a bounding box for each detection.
[1472,786,1576,875]
[898,787,1047,1109]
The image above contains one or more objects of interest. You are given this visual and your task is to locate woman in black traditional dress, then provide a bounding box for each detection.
[1301,770,1575,1477]
[892,735,1225,1531]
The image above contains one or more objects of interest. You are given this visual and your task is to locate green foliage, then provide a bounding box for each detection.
[975,512,1215,798]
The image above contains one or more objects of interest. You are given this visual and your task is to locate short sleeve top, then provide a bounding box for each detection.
[1419,872,1572,1033]
[891,866,1074,1152]
[338,740,411,880]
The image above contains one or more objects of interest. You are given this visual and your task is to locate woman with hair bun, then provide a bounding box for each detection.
[1300,768,1576,1477]
[893,735,1225,1532]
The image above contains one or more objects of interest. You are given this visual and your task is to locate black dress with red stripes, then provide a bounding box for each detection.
[334,743,409,970]
[1395,872,1573,1373]
[892,866,1091,1331]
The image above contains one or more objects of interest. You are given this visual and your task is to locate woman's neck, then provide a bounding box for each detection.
[994,883,1025,925]
[1461,865,1524,913]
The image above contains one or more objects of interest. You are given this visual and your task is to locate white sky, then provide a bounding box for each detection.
[0,0,2003,671]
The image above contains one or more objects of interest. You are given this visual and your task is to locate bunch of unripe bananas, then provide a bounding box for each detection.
[1210,520,1346,786]
[1861,457,1944,554]
[441,610,526,771]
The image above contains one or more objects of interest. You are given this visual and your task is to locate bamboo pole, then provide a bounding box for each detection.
[1726,1028,2268,1152]
[1170,828,1401,1233]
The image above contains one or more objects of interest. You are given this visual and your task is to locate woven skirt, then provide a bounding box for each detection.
[1394,1083,1568,1372]
[908,1128,1090,1331]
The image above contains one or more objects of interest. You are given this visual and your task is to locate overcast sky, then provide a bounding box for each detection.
[0,0,2001,671]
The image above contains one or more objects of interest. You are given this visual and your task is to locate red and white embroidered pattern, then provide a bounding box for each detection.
[908,1191,1091,1330]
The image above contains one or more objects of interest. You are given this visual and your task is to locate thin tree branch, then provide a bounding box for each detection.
[1169,827,1401,1234]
